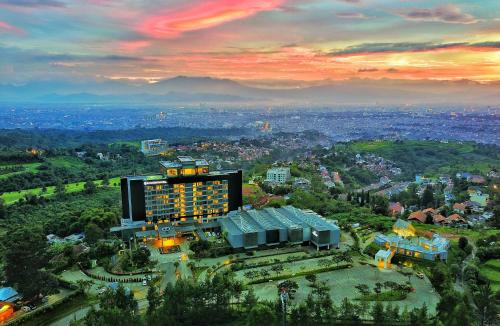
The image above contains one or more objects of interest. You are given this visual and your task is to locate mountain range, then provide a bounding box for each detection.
[1,76,499,106]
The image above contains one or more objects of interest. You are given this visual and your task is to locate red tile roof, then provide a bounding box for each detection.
[432,214,446,223]
[408,211,426,223]
[448,213,466,223]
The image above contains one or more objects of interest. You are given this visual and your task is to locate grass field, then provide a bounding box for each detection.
[413,223,499,242]
[0,162,42,179]
[110,140,141,148]
[479,259,500,291]
[351,140,475,154]
[0,177,120,205]
[46,156,88,169]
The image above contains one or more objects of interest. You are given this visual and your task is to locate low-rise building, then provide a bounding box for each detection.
[220,206,340,250]
[374,233,449,261]
[140,139,169,156]
[266,167,291,184]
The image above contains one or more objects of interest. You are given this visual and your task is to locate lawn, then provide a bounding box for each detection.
[110,140,141,148]
[47,156,88,169]
[479,259,500,291]
[0,176,120,205]
[0,162,42,179]
[413,224,499,242]
[351,140,474,155]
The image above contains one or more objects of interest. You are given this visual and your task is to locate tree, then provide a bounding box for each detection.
[84,223,104,245]
[102,175,110,188]
[339,297,360,321]
[84,180,97,194]
[271,263,284,276]
[147,282,161,316]
[371,195,389,215]
[305,274,317,285]
[84,285,141,326]
[0,198,6,219]
[243,287,258,312]
[277,280,298,299]
[421,186,434,208]
[132,247,151,267]
[76,279,94,295]
[473,283,496,326]
[354,284,370,296]
[3,226,58,299]
[247,304,277,326]
[436,290,472,326]
[458,236,469,251]
[372,301,385,323]
[55,181,66,197]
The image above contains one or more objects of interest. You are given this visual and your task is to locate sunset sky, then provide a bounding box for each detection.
[1,0,499,86]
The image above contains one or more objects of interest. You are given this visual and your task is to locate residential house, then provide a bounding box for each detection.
[408,210,427,223]
[453,203,466,214]
[447,213,466,224]
[389,202,405,217]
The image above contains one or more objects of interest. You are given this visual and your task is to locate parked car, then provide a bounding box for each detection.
[98,287,107,294]
[142,279,147,286]
[416,272,425,279]
[21,306,31,312]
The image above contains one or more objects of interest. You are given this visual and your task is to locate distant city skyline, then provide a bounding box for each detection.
[0,0,499,86]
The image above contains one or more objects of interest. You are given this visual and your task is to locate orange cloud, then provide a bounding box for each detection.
[137,0,283,38]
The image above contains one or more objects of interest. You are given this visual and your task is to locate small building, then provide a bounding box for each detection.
[389,202,405,217]
[140,139,169,156]
[293,177,311,190]
[447,213,466,224]
[0,287,20,303]
[374,233,449,261]
[408,210,427,223]
[453,203,466,214]
[469,191,489,207]
[392,219,415,237]
[266,167,291,184]
[433,214,447,224]
[375,249,393,269]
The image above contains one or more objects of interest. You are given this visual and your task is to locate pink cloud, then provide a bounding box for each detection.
[0,21,23,34]
[118,40,151,52]
[137,0,283,38]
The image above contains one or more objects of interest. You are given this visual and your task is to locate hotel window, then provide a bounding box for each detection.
[181,168,196,175]
[167,169,178,177]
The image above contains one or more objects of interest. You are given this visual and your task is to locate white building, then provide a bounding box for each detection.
[140,139,169,156]
[266,167,291,184]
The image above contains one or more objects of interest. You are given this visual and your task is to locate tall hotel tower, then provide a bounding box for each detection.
[121,156,242,225]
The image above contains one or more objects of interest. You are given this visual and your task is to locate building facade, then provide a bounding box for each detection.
[121,156,242,225]
[266,167,291,184]
[140,139,169,156]
[220,206,340,250]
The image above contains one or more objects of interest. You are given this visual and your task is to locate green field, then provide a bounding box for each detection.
[0,177,120,205]
[479,259,500,291]
[110,140,141,148]
[0,162,42,179]
[46,156,88,169]
[351,140,475,154]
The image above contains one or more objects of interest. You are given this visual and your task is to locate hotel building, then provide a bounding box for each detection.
[121,156,242,225]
